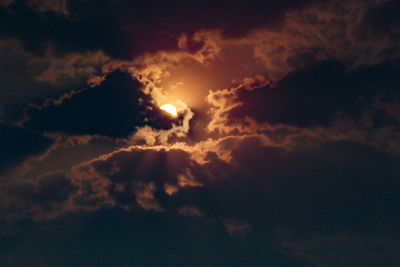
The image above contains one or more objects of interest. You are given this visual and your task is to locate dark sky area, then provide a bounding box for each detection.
[1,0,400,266]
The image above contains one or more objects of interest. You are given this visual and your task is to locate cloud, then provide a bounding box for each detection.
[178,206,204,218]
[64,146,206,215]
[30,47,110,85]
[279,233,400,267]
[0,0,399,265]
[27,0,69,16]
[0,123,52,173]
[1,0,69,15]
[213,60,356,128]
[0,0,13,8]
[0,0,317,59]
[24,71,182,138]
[0,38,109,122]
[13,132,121,181]
[1,171,78,221]
[205,59,400,155]
[132,181,164,212]
[223,219,250,238]
[1,126,400,267]
[3,15,399,224]
[247,0,400,79]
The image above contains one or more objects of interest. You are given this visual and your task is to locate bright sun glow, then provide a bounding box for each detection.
[160,104,177,117]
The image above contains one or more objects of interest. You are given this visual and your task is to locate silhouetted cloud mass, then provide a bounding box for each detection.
[1,0,399,266]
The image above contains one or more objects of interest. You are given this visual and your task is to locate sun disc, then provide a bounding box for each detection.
[160,104,177,117]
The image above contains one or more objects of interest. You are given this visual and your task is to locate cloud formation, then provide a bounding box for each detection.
[1,0,400,266]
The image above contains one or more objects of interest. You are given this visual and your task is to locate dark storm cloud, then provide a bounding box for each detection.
[149,136,399,238]
[65,135,400,265]
[68,134,400,236]
[0,0,317,58]
[0,208,310,267]
[1,133,399,265]
[0,123,52,173]
[24,71,180,138]
[170,136,400,265]
[227,59,400,127]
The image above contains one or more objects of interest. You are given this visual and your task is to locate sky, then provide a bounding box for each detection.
[0,0,400,266]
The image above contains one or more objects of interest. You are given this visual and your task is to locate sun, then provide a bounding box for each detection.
[160,104,177,117]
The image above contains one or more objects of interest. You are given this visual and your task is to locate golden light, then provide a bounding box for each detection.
[160,104,178,117]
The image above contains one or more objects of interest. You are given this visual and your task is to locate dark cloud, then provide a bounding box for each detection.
[228,60,400,127]
[360,0,400,38]
[1,0,400,266]
[0,208,311,267]
[176,137,400,265]
[7,172,77,207]
[153,137,399,240]
[0,0,116,56]
[0,123,52,173]
[69,134,400,235]
[232,137,400,230]
[0,0,317,58]
[280,233,400,267]
[0,37,108,122]
[71,147,204,211]
[3,135,399,265]
[25,71,180,138]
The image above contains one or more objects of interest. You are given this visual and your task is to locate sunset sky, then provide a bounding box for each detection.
[1,0,400,266]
